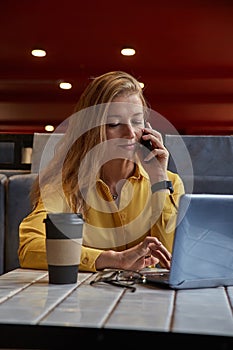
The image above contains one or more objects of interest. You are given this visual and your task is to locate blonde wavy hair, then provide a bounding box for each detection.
[31,71,149,214]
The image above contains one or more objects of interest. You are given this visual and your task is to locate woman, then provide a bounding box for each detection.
[18,71,185,272]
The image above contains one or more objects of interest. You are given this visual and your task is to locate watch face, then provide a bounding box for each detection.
[167,181,174,194]
[168,181,174,193]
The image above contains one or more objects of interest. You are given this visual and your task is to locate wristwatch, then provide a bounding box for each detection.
[151,180,174,194]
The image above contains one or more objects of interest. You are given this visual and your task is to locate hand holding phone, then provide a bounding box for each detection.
[140,121,153,152]
[140,132,153,151]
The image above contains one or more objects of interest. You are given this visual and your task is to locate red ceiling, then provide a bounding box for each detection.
[0,0,233,134]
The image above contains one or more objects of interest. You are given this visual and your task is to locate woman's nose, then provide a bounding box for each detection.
[123,123,135,138]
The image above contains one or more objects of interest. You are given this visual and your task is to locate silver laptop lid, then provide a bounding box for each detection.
[169,194,233,289]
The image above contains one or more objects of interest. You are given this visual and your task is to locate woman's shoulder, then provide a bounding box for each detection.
[167,170,184,186]
[167,170,185,194]
[167,170,181,181]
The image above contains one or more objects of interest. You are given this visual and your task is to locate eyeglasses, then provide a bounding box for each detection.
[90,269,146,292]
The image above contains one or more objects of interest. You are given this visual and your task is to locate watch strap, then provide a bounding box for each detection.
[151,180,174,194]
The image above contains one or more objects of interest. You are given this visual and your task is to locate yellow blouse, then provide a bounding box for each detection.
[18,165,185,272]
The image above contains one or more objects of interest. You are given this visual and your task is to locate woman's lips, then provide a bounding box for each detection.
[118,143,138,151]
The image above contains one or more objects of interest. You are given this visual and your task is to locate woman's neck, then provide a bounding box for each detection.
[101,159,135,185]
[101,159,136,201]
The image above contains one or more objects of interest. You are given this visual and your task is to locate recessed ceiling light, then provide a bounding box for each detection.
[44,125,54,132]
[121,48,136,56]
[31,49,47,57]
[59,82,72,90]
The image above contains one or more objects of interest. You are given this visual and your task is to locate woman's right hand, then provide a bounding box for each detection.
[95,236,171,271]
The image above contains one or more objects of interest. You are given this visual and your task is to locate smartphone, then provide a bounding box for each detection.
[140,122,153,151]
[141,134,153,151]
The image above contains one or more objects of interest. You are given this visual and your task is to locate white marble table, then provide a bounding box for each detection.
[0,268,232,349]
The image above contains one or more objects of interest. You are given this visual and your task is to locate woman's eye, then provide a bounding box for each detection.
[132,120,144,125]
[107,123,120,128]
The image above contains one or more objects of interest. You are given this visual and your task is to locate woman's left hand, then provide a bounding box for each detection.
[120,236,171,270]
[138,122,170,183]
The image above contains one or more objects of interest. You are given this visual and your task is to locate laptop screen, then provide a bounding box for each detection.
[145,194,233,289]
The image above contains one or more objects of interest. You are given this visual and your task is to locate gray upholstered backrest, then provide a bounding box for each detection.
[0,174,7,275]
[5,173,37,272]
[4,132,63,273]
[165,135,233,194]
[31,132,64,173]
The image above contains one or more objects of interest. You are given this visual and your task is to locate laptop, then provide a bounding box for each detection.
[144,193,233,289]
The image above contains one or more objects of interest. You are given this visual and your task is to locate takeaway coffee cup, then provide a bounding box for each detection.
[44,213,84,284]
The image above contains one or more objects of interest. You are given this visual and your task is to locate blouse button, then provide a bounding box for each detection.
[83,258,88,264]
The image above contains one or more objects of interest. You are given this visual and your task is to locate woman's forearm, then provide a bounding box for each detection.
[95,250,121,270]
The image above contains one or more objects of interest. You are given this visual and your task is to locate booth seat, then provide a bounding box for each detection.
[0,134,232,274]
[31,133,233,194]
[164,135,233,194]
[31,132,64,173]
[4,173,37,273]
